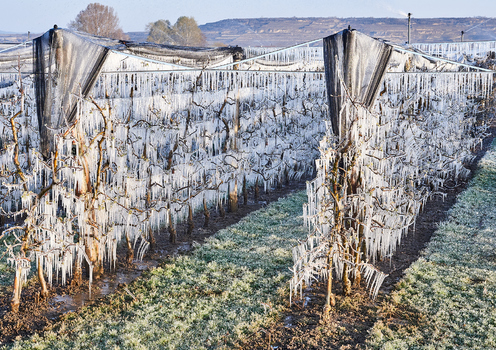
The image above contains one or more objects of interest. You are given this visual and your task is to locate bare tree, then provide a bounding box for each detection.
[147,16,206,46]
[68,3,129,40]
[174,16,206,46]
[146,19,176,44]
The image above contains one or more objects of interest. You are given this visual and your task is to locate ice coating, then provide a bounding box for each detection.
[291,29,494,302]
[412,40,496,64]
[0,28,327,291]
[0,27,493,303]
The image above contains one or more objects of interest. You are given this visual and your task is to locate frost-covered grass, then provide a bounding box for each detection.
[367,139,496,349]
[0,235,14,295]
[3,191,308,350]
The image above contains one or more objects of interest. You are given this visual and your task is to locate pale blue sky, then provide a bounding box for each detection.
[2,0,495,34]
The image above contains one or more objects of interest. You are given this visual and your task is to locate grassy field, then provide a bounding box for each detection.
[2,191,308,350]
[367,139,496,349]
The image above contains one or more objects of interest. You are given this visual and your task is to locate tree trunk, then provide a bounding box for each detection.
[37,257,49,299]
[10,265,23,313]
[71,258,83,287]
[324,254,336,315]
[125,232,134,264]
[203,198,210,228]
[168,209,176,244]
[219,196,226,218]
[85,234,103,279]
[342,262,352,296]
[353,227,364,288]
[228,179,238,213]
[255,178,260,202]
[187,204,194,236]
[242,176,248,205]
[148,227,156,251]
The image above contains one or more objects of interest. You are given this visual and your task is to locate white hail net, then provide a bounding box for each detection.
[0,45,328,288]
[291,67,493,301]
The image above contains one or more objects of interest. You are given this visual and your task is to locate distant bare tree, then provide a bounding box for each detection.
[68,3,129,40]
[147,16,206,47]
[174,16,206,46]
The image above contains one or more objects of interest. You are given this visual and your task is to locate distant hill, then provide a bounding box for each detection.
[126,31,148,42]
[199,17,496,47]
[2,17,496,47]
[0,32,41,43]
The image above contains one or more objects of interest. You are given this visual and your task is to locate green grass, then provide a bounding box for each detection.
[367,139,496,349]
[3,191,308,350]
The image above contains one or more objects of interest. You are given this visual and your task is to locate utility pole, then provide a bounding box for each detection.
[407,13,412,45]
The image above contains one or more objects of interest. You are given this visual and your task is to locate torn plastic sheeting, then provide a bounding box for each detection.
[34,29,109,158]
[323,29,392,139]
[61,29,245,68]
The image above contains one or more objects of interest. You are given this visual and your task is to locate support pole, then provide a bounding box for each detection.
[407,13,412,45]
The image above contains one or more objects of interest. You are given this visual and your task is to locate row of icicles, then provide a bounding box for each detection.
[291,69,494,306]
[0,50,329,309]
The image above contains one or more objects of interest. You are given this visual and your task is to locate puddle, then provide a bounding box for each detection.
[46,259,158,319]
[44,243,191,320]
[284,315,294,328]
[303,296,311,308]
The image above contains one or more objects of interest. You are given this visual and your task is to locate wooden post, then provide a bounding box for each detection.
[187,204,194,236]
[243,175,248,205]
[228,179,238,212]
[203,198,210,227]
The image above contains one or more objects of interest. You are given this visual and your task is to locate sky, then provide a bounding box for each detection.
[1,0,495,34]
